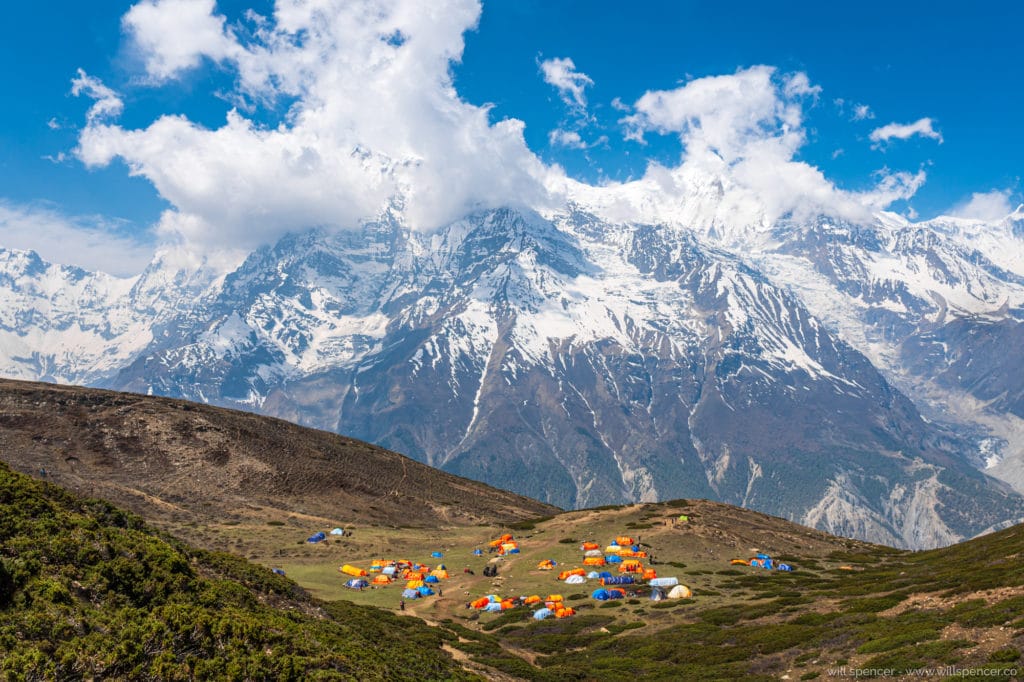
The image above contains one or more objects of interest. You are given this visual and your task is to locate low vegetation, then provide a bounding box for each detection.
[0,463,475,680]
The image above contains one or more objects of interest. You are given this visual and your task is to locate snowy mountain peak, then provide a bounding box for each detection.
[3,205,1024,549]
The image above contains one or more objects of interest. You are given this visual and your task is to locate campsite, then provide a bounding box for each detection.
[4,381,1024,679]
[165,495,1024,679]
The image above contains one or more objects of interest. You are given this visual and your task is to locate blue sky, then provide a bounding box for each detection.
[0,1,1020,274]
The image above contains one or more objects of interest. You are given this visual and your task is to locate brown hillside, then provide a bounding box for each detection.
[0,379,557,535]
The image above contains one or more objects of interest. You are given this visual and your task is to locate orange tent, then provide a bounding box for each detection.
[557,569,585,580]
[471,597,490,609]
[537,560,555,570]
[583,556,606,566]
[554,606,576,618]
[615,536,634,546]
[524,595,542,605]
[372,575,392,585]
[730,559,748,566]
[580,542,600,551]
[500,599,516,610]
[642,569,657,581]
[406,580,424,589]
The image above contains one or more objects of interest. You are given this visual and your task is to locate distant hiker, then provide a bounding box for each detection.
[399,600,405,611]
[438,588,443,597]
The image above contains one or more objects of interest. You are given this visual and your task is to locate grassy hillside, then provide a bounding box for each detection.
[0,378,556,541]
[425,507,1024,681]
[0,462,481,680]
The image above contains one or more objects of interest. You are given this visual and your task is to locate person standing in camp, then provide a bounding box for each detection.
[438,588,443,597]
[399,600,405,611]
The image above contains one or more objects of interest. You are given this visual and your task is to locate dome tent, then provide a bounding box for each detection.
[668,585,692,599]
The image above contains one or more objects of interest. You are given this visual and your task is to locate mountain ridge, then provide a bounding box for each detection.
[1,202,1023,548]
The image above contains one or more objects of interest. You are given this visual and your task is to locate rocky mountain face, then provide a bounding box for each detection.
[2,204,1023,548]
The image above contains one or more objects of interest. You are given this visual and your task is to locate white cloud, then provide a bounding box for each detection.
[0,201,155,276]
[562,66,927,234]
[782,71,821,99]
[123,0,241,82]
[539,57,593,110]
[949,189,1014,221]
[869,117,943,146]
[70,69,124,123]
[66,3,933,264]
[852,103,874,121]
[548,129,587,149]
[75,0,553,254]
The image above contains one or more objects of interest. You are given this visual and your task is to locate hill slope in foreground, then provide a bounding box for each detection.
[0,462,476,680]
[0,378,556,537]
[2,380,1024,680]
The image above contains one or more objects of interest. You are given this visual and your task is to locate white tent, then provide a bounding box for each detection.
[584,549,603,557]
[565,574,586,584]
[329,528,345,536]
[667,585,692,599]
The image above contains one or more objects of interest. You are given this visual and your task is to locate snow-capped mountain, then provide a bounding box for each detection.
[747,207,1024,491]
[2,204,1023,549]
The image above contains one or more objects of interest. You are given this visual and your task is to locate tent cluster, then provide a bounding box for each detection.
[562,536,655,583]
[306,528,347,543]
[337,558,453,594]
[486,533,520,555]
[729,553,794,571]
[561,534,690,601]
[469,594,576,619]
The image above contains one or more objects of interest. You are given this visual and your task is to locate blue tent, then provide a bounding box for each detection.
[424,575,440,583]
[402,588,420,599]
[606,555,622,564]
[271,568,286,576]
[591,588,611,601]
[431,551,443,558]
[777,563,794,572]
[631,544,641,552]
[417,586,435,596]
[763,558,774,570]
[507,548,520,554]
[533,608,554,620]
[345,579,369,589]
[586,571,600,579]
[382,566,397,576]
[602,575,634,585]
[756,553,771,560]
[599,571,613,579]
[306,531,327,543]
[485,602,503,612]
[473,549,483,556]
[750,559,764,568]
